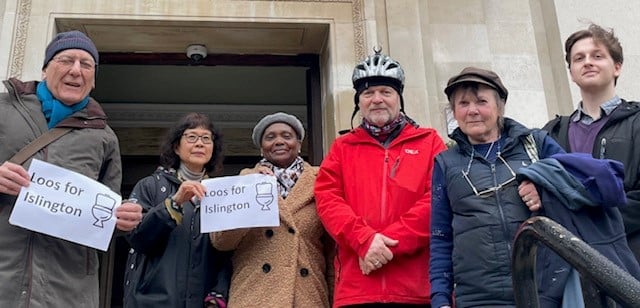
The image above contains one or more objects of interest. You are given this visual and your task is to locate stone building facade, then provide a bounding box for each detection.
[2,0,639,146]
[1,0,639,306]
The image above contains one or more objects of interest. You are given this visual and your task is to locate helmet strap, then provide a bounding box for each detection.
[349,106,360,129]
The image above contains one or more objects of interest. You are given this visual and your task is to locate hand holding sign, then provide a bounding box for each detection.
[173,180,207,206]
[200,173,280,233]
[0,161,31,195]
[9,159,121,251]
[115,201,143,232]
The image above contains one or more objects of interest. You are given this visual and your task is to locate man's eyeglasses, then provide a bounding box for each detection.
[52,55,96,71]
[182,133,213,144]
[461,153,516,198]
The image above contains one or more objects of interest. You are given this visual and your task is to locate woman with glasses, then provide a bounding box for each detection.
[210,112,333,307]
[429,67,565,308]
[123,113,232,308]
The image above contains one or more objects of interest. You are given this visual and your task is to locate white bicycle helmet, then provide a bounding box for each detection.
[338,47,415,133]
[352,46,405,89]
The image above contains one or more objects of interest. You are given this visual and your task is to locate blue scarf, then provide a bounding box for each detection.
[36,81,89,128]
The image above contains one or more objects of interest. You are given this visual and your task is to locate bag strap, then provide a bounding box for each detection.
[9,127,73,165]
[523,134,539,163]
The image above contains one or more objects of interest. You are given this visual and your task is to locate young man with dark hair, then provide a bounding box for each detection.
[543,23,640,262]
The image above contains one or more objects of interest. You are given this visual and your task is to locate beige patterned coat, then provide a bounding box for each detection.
[210,162,333,307]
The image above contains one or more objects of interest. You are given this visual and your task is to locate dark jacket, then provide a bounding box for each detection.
[430,118,565,308]
[517,153,640,307]
[0,78,121,308]
[123,167,232,308]
[543,100,640,236]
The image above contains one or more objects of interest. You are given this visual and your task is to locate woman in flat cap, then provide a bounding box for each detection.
[210,112,333,307]
[429,67,567,308]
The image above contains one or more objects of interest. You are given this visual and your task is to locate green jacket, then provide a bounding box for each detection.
[0,78,121,308]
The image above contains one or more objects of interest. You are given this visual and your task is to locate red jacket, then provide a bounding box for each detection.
[315,124,446,307]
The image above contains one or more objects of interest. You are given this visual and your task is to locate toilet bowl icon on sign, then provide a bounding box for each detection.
[255,182,275,211]
[92,193,116,228]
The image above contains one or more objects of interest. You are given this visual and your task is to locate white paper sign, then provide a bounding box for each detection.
[9,159,121,251]
[200,173,280,233]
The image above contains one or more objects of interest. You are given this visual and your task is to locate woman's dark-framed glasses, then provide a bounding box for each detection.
[182,133,213,144]
[461,154,516,197]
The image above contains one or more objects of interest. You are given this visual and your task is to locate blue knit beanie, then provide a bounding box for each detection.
[43,30,99,68]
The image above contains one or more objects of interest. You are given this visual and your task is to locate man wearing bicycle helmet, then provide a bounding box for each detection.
[315,48,446,307]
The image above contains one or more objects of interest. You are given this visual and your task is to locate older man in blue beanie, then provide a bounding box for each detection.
[0,30,142,307]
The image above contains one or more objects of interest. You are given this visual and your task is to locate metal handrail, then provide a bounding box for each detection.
[512,216,640,307]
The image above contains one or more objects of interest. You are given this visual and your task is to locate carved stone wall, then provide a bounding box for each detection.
[8,0,31,79]
[5,1,638,146]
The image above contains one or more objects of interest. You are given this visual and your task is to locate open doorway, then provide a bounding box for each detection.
[93,52,322,307]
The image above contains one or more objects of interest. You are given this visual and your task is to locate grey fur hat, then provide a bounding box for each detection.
[252,112,305,147]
